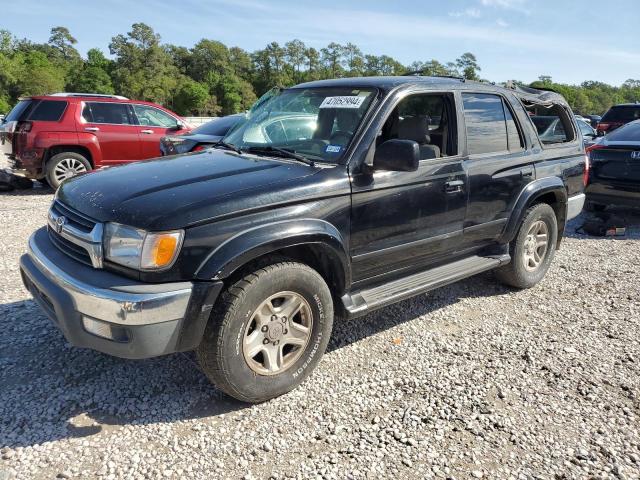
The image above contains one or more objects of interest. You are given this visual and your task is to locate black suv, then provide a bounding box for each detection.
[20,76,587,403]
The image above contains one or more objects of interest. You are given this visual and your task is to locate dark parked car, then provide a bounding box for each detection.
[160,114,244,156]
[597,103,640,136]
[585,119,640,211]
[0,93,190,188]
[20,76,586,403]
[585,114,601,129]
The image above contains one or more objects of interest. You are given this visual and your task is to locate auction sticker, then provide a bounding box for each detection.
[320,96,366,109]
[325,145,342,153]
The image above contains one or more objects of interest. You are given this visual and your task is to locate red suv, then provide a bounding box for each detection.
[0,93,190,188]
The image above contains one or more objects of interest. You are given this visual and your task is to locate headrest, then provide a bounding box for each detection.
[398,116,431,144]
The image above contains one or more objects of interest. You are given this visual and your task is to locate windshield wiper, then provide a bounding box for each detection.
[211,140,242,154]
[244,146,315,167]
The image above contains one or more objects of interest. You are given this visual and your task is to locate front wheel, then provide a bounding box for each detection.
[495,203,558,289]
[45,152,91,189]
[197,262,334,403]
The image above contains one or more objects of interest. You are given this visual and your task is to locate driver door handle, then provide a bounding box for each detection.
[140,129,154,134]
[444,179,464,193]
[84,127,99,132]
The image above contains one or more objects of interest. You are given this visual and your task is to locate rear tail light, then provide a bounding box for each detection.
[191,145,206,152]
[583,154,590,187]
[597,122,610,132]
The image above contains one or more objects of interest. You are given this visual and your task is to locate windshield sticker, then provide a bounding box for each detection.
[326,145,342,153]
[320,96,366,109]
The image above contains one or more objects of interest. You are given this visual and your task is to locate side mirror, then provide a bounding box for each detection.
[372,139,420,172]
[172,121,185,131]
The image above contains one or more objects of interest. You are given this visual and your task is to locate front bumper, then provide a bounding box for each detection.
[20,228,223,359]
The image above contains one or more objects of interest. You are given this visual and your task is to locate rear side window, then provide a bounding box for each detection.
[193,115,242,136]
[602,106,640,123]
[462,93,509,155]
[606,121,640,141]
[83,102,133,125]
[28,100,67,122]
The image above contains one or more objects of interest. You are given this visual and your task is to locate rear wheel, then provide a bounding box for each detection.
[495,203,558,289]
[46,152,91,189]
[197,261,334,403]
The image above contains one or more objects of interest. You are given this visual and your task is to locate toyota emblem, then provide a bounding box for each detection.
[55,216,66,234]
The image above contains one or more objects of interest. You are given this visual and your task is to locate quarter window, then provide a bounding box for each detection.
[133,105,177,127]
[28,100,67,122]
[84,103,133,125]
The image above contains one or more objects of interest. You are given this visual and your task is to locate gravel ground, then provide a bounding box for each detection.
[1,179,640,480]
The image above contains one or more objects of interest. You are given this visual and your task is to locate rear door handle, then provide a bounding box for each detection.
[444,179,464,193]
[141,129,154,134]
[84,127,99,132]
[521,169,534,178]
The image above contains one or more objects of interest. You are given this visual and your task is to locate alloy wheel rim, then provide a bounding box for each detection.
[53,158,87,184]
[242,291,313,375]
[523,220,549,272]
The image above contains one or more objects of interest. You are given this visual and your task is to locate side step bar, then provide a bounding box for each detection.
[342,254,510,317]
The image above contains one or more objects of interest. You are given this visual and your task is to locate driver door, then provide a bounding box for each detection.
[349,91,467,284]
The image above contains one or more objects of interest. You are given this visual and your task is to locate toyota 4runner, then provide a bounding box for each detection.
[20,76,587,402]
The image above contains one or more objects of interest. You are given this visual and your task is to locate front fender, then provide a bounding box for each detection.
[500,176,568,244]
[194,219,350,287]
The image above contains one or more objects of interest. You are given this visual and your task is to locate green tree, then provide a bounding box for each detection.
[68,48,114,94]
[109,23,179,103]
[456,52,480,80]
[14,50,65,96]
[173,79,212,115]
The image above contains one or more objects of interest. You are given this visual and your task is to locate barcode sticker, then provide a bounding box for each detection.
[319,96,366,109]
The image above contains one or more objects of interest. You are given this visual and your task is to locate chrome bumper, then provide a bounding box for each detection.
[567,193,585,221]
[20,228,222,359]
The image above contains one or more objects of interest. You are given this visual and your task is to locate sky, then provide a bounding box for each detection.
[2,0,639,86]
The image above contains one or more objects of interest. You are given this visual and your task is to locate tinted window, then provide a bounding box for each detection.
[606,121,640,142]
[602,106,640,123]
[462,93,508,155]
[193,115,243,136]
[133,105,177,127]
[28,100,67,121]
[4,100,35,122]
[503,101,523,151]
[527,105,574,144]
[577,121,594,135]
[84,103,132,125]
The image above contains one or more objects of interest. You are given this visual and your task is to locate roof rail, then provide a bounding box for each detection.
[403,71,466,82]
[48,92,129,100]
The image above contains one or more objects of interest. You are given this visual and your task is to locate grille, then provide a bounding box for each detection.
[47,200,102,267]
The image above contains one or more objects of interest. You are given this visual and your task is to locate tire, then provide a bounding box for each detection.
[495,203,558,289]
[45,152,91,189]
[197,261,334,403]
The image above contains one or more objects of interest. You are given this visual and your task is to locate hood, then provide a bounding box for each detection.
[57,149,319,230]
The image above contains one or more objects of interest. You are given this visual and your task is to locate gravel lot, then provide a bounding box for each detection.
[1,179,640,479]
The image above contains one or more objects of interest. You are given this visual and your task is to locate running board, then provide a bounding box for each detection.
[342,254,510,316]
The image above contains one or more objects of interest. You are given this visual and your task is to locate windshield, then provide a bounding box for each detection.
[224,87,377,164]
[4,100,35,123]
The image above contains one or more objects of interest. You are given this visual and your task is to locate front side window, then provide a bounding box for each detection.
[462,93,509,155]
[133,105,178,127]
[224,87,377,164]
[84,102,133,125]
[378,93,455,159]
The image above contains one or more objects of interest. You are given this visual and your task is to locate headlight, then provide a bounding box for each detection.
[103,222,184,270]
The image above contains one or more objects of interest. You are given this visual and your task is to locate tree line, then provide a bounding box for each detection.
[0,24,638,117]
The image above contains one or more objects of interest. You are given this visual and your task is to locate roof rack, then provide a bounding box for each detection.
[48,92,129,100]
[403,71,466,82]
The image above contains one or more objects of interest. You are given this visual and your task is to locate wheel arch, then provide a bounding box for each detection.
[501,177,568,248]
[195,219,351,298]
[45,145,94,168]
